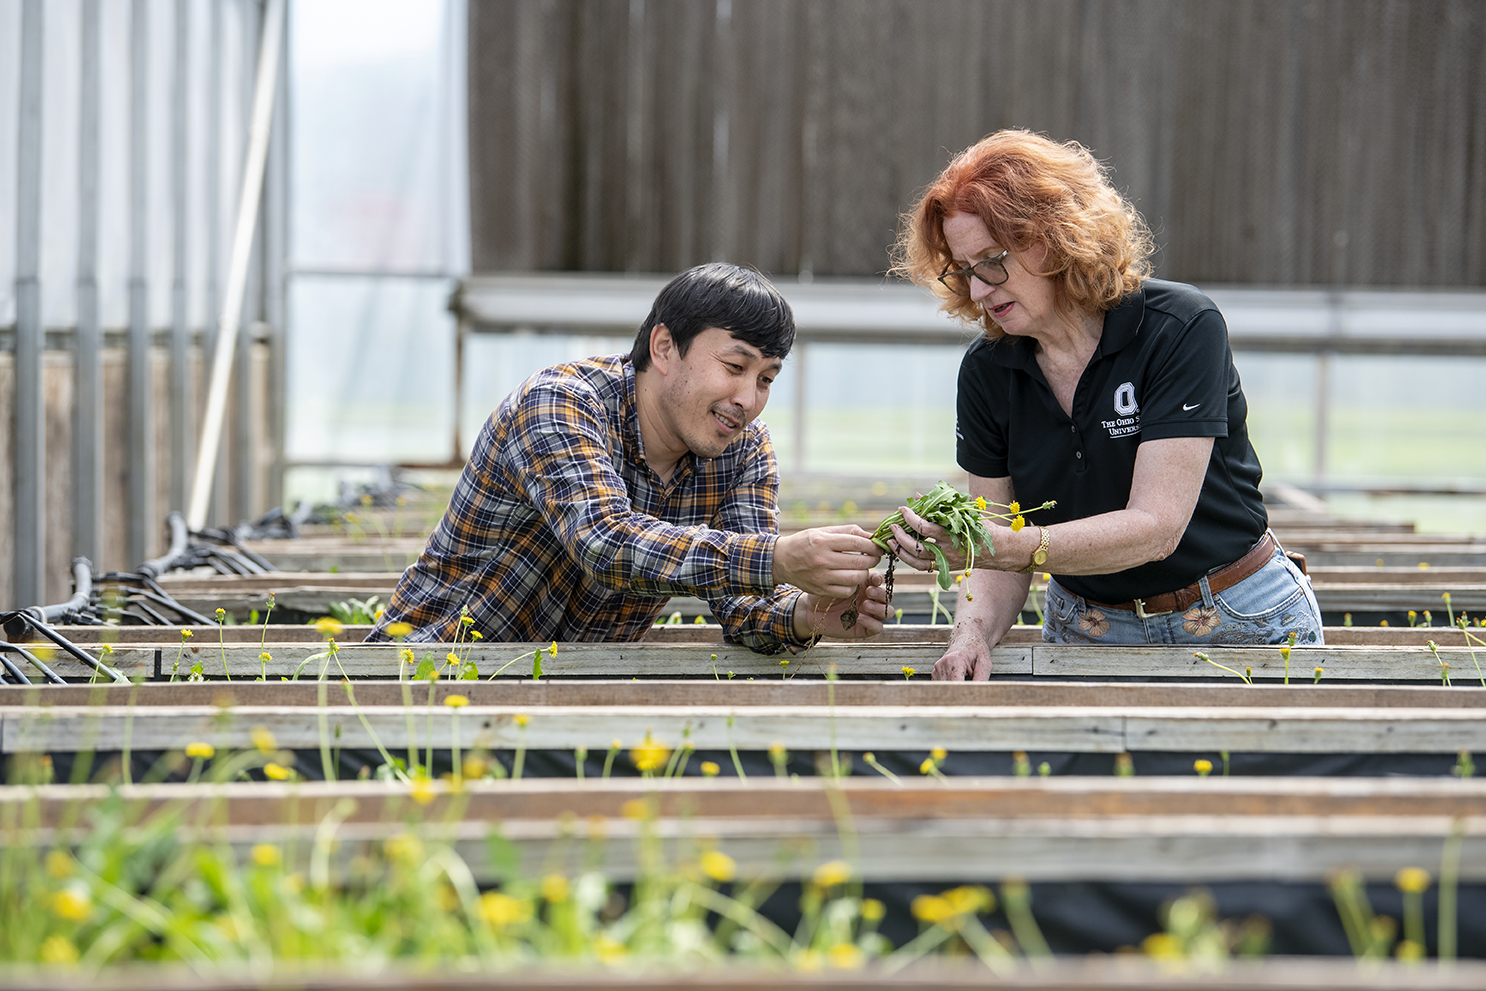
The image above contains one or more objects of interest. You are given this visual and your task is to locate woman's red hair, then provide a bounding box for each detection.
[895,129,1154,337]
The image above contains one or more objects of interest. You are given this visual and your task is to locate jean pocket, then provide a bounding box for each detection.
[1044,579,1081,626]
[1212,553,1309,623]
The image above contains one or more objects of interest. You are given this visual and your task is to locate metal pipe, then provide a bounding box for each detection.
[170,0,194,514]
[13,0,46,607]
[74,0,105,572]
[127,0,156,567]
[0,642,66,686]
[188,0,285,530]
[138,512,192,580]
[38,558,96,625]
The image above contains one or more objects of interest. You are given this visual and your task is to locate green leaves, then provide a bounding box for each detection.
[869,482,996,590]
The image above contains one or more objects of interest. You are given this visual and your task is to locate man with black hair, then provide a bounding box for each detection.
[371,263,888,652]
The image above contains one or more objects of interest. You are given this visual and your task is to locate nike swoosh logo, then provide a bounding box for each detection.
[1183,403,1201,411]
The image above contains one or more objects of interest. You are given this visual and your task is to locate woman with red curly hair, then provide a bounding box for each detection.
[888,130,1321,678]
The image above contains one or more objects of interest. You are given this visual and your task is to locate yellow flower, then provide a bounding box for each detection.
[541,874,570,903]
[1008,501,1020,513]
[1395,867,1430,893]
[45,850,72,879]
[400,647,415,665]
[444,695,469,708]
[385,622,413,638]
[1193,758,1213,777]
[902,666,916,679]
[700,760,720,777]
[1396,939,1425,961]
[185,742,215,760]
[313,617,344,637]
[50,887,91,922]
[460,614,475,626]
[479,890,531,929]
[1280,645,1291,661]
[827,943,864,969]
[549,640,557,656]
[215,608,226,621]
[700,850,737,883]
[470,630,483,640]
[812,860,853,888]
[974,496,987,510]
[768,741,786,759]
[259,650,272,664]
[39,934,78,965]
[445,652,461,667]
[620,798,653,821]
[409,776,436,806]
[942,884,994,915]
[514,713,530,728]
[594,935,627,963]
[180,628,193,640]
[264,762,291,781]
[861,898,886,922]
[631,733,671,772]
[910,893,955,925]
[250,726,277,754]
[930,747,947,761]
[384,832,424,865]
[463,756,489,779]
[919,758,935,774]
[1143,931,1182,959]
[251,844,281,867]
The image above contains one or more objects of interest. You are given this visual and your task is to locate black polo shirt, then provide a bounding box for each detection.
[956,278,1267,603]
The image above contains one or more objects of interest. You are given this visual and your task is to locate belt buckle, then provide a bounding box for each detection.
[1133,597,1170,620]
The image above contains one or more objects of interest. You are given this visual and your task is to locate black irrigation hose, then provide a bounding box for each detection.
[137,512,192,580]
[0,641,66,685]
[0,649,32,685]
[23,616,127,683]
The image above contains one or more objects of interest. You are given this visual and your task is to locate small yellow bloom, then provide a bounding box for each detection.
[384,832,424,864]
[768,741,786,758]
[549,640,557,655]
[594,935,627,963]
[461,614,475,626]
[942,884,994,915]
[180,628,193,640]
[861,897,886,921]
[215,608,226,621]
[251,844,281,867]
[1280,645,1291,661]
[1396,867,1430,893]
[910,893,955,925]
[1396,939,1425,961]
[39,934,79,965]
[827,943,865,969]
[902,666,916,679]
[700,760,720,777]
[470,630,483,640]
[620,798,653,820]
[812,859,853,888]
[50,887,91,922]
[263,762,291,781]
[444,695,469,708]
[462,756,489,779]
[1143,931,1182,959]
[931,747,947,761]
[1193,758,1213,777]
[185,741,215,760]
[631,734,671,772]
[700,850,737,883]
[514,713,530,728]
[45,850,72,879]
[400,647,415,665]
[1010,515,1026,532]
[385,622,413,638]
[409,776,436,806]
[478,890,531,929]
[541,874,570,903]
[259,651,272,664]
[919,758,935,775]
[313,616,344,637]
[250,726,277,754]
[445,652,461,667]
[1008,501,1020,513]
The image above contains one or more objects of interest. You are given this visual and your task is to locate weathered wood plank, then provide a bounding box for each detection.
[5,704,1482,756]
[5,679,1483,711]
[1033,644,1486,682]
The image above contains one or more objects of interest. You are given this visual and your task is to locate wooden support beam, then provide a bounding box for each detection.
[17,641,1485,683]
[5,778,1486,884]
[5,703,1484,755]
[3,679,1482,711]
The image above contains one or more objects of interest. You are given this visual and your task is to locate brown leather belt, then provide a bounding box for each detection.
[1089,531,1276,619]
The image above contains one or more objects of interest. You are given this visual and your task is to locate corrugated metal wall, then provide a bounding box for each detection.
[467,0,1486,286]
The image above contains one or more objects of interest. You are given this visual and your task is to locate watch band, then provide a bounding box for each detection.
[1021,526,1050,573]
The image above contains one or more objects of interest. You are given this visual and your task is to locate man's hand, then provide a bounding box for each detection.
[794,571,889,641]
[933,629,994,680]
[774,525,883,598]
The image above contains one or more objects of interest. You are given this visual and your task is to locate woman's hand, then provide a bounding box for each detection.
[934,627,994,680]
[886,503,973,575]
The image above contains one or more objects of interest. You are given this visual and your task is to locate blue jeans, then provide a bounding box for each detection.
[1043,546,1325,646]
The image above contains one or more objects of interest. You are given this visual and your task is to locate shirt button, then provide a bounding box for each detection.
[1070,425,1076,432]
[1075,451,1083,459]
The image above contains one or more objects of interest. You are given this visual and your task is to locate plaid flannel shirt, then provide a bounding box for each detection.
[370,354,807,652]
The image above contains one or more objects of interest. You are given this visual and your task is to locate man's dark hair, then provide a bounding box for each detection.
[629,263,795,371]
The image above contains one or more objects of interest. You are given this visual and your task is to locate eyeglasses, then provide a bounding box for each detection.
[937,250,1010,296]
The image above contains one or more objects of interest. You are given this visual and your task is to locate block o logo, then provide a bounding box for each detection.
[1113,382,1139,417]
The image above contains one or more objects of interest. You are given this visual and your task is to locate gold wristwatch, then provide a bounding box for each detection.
[1022,526,1050,573]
